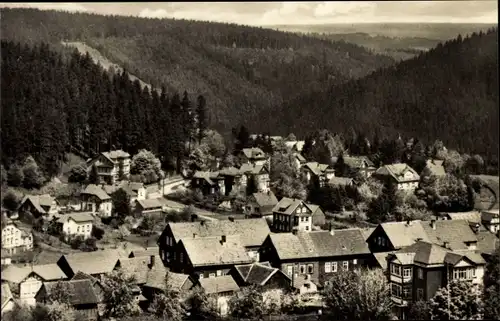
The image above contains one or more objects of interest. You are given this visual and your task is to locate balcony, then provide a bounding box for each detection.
[391,296,409,307]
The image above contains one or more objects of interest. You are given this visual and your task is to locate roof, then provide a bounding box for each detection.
[285,141,306,153]
[1,283,14,310]
[102,150,130,159]
[240,163,267,175]
[118,256,157,284]
[422,159,446,176]
[302,162,330,176]
[1,263,67,283]
[180,235,252,267]
[166,218,270,248]
[2,221,33,238]
[482,209,500,222]
[234,262,287,286]
[241,148,267,160]
[377,220,430,248]
[294,152,306,162]
[272,197,315,216]
[375,163,420,183]
[21,194,56,213]
[471,175,499,211]
[446,211,482,224]
[60,250,121,275]
[137,198,164,210]
[81,184,111,200]
[199,275,240,294]
[329,177,354,186]
[56,212,94,224]
[421,219,478,250]
[476,231,500,255]
[144,268,189,292]
[192,171,222,185]
[269,229,370,260]
[361,228,376,241]
[219,166,242,177]
[70,271,99,283]
[374,251,396,269]
[394,241,486,266]
[42,279,99,305]
[343,156,374,168]
[130,247,159,258]
[252,191,278,210]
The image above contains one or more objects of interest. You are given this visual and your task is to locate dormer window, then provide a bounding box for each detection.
[390,263,402,276]
[403,267,412,278]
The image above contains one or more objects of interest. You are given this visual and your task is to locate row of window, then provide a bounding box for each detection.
[391,283,424,300]
[325,260,355,273]
[375,236,388,247]
[199,270,224,279]
[76,224,92,233]
[452,267,476,280]
[390,264,425,279]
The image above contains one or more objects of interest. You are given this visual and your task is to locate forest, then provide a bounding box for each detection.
[268,28,499,163]
[0,8,395,133]
[1,41,200,177]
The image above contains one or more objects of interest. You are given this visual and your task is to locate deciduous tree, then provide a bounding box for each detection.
[101,270,141,319]
[68,163,88,184]
[228,285,265,319]
[429,280,483,320]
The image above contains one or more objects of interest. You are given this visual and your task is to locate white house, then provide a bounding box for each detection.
[481,209,500,234]
[57,212,95,241]
[1,222,33,254]
[80,184,113,217]
[18,194,60,220]
[374,163,420,191]
[86,150,131,185]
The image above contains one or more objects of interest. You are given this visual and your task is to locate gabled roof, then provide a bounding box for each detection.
[234,262,288,286]
[219,166,242,177]
[1,283,14,310]
[252,191,278,208]
[199,275,240,294]
[272,198,315,216]
[118,256,156,284]
[375,220,430,249]
[59,250,121,275]
[136,198,163,210]
[361,228,376,241]
[192,171,223,185]
[2,221,33,238]
[482,209,500,222]
[422,159,446,176]
[180,235,252,267]
[375,163,420,183]
[144,267,190,292]
[343,156,374,168]
[329,177,354,186]
[102,150,130,160]
[268,229,370,261]
[1,263,67,284]
[241,148,267,160]
[445,211,482,224]
[302,162,330,176]
[21,194,56,213]
[42,279,99,305]
[166,218,270,248]
[240,163,268,175]
[56,212,94,224]
[476,231,500,255]
[421,220,478,250]
[129,247,159,258]
[70,271,99,283]
[82,184,111,200]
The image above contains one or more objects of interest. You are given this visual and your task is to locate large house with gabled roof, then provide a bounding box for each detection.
[18,194,60,220]
[239,147,269,167]
[301,162,335,187]
[272,197,325,232]
[56,250,123,280]
[374,163,420,191]
[56,212,95,241]
[244,191,278,217]
[80,184,112,217]
[87,150,131,185]
[239,163,270,193]
[158,218,270,265]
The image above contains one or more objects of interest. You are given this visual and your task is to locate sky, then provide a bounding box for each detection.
[0,1,498,25]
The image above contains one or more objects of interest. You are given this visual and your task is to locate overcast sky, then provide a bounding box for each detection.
[1,1,498,25]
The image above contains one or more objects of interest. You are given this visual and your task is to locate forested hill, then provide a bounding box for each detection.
[266,29,499,161]
[0,8,394,133]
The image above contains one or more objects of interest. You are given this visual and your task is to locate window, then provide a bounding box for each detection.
[199,274,204,279]
[307,264,314,274]
[403,288,410,299]
[342,261,349,270]
[287,265,293,276]
[209,273,216,278]
[332,262,338,272]
[391,283,402,297]
[417,288,424,300]
[299,265,306,274]
[325,262,332,273]
[353,259,357,265]
[302,207,307,213]
[180,253,183,263]
[403,267,412,278]
[418,268,424,279]
[77,226,80,233]
[217,270,222,276]
[305,226,309,231]
[391,264,401,276]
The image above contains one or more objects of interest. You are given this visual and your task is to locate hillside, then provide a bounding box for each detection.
[0,8,395,133]
[264,29,498,160]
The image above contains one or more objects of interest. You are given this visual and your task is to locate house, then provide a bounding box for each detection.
[70,271,106,313]
[117,255,160,286]
[272,198,326,232]
[86,150,131,185]
[342,156,376,178]
[292,153,307,171]
[421,159,446,177]
[36,279,100,320]
[171,234,253,280]
[103,181,147,206]
[197,275,240,316]
[159,175,189,196]
[366,219,479,254]
[481,209,500,234]
[374,163,420,191]
[135,199,164,216]
[239,148,269,167]
[18,194,59,220]
[230,262,292,290]
[476,231,500,257]
[1,283,15,315]
[239,163,270,193]
[142,268,193,302]
[158,218,270,265]
[56,212,94,241]
[259,228,373,287]
[385,240,486,320]
[470,175,499,211]
[1,221,33,254]
[219,166,246,196]
[301,162,335,187]
[444,211,482,224]
[244,191,278,217]
[328,177,354,188]
[56,250,122,279]
[285,141,306,153]
[80,184,112,217]
[191,171,225,196]
[293,274,318,295]
[1,263,67,306]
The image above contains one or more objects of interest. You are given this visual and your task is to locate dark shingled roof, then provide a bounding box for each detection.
[144,268,190,292]
[476,231,500,255]
[375,163,420,183]
[234,262,288,286]
[82,184,111,200]
[43,279,99,305]
[269,229,370,260]
[199,275,240,294]
[241,148,267,160]
[251,191,278,214]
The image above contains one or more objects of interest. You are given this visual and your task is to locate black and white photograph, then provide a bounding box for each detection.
[0,1,498,320]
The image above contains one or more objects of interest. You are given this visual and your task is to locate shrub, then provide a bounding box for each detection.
[80,237,97,252]
[69,235,85,249]
[68,163,88,183]
[22,156,45,189]
[2,190,20,212]
[91,226,105,240]
[7,164,24,187]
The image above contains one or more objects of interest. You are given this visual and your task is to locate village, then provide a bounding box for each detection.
[1,133,499,321]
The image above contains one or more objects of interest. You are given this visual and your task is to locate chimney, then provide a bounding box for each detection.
[228,216,234,222]
[443,241,449,249]
[149,255,155,268]
[431,220,436,230]
[191,214,197,222]
[406,220,412,226]
[416,237,423,242]
[329,226,334,236]
[221,235,226,244]
[200,220,205,226]
[193,233,197,239]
